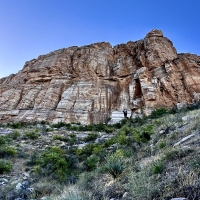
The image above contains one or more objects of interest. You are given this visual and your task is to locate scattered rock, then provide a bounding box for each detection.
[0,128,13,135]
[0,178,8,183]
[177,103,187,110]
[173,133,197,147]
[16,182,22,190]
[122,192,129,199]
[182,116,189,121]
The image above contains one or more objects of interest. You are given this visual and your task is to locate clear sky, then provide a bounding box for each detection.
[0,0,200,78]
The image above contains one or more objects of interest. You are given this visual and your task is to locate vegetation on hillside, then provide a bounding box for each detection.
[0,104,200,199]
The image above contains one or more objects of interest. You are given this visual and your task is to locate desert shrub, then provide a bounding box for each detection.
[24,129,39,139]
[104,152,126,179]
[153,119,162,126]
[76,144,98,158]
[78,171,97,191]
[93,123,105,132]
[104,137,117,147]
[190,156,200,174]
[68,134,76,145]
[9,130,20,139]
[52,121,66,128]
[143,124,154,135]
[8,122,25,129]
[0,145,17,158]
[0,160,12,174]
[158,141,166,149]
[0,136,7,145]
[132,128,150,143]
[164,148,194,161]
[92,145,106,161]
[17,149,29,158]
[187,103,199,111]
[53,135,69,142]
[170,132,178,140]
[31,181,62,199]
[116,129,128,145]
[151,161,165,174]
[113,122,123,129]
[150,108,168,119]
[54,186,91,200]
[83,133,98,142]
[26,153,39,166]
[104,126,115,133]
[69,126,79,131]
[37,146,68,180]
[84,155,99,171]
[131,116,148,126]
[129,170,162,199]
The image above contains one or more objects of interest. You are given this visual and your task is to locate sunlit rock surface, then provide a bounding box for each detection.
[1,29,200,124]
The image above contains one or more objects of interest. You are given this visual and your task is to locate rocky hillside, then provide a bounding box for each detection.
[1,29,200,124]
[0,105,200,199]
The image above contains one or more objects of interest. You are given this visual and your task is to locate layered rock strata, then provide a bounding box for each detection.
[1,29,200,124]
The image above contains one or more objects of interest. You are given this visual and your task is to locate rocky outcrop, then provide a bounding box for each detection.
[1,29,200,124]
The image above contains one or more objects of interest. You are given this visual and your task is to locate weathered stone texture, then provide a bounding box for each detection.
[0,30,200,124]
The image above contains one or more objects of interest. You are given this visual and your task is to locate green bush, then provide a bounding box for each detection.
[150,108,168,119]
[53,134,76,144]
[24,130,39,139]
[83,133,98,142]
[0,145,17,158]
[151,161,165,174]
[0,136,7,145]
[0,160,12,174]
[8,122,25,129]
[84,155,99,171]
[159,141,166,149]
[104,137,117,147]
[116,129,129,145]
[143,124,154,135]
[76,144,96,157]
[164,148,194,161]
[17,149,29,158]
[132,128,149,143]
[68,134,76,145]
[52,121,66,128]
[129,170,162,199]
[131,124,154,143]
[26,153,39,166]
[53,135,69,142]
[190,156,200,174]
[9,130,20,140]
[38,146,68,180]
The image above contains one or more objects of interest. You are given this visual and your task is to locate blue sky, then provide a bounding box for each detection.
[0,0,200,78]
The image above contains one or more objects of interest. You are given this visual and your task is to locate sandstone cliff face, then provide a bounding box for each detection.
[1,29,200,124]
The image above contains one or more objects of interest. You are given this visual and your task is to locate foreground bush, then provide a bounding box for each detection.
[8,130,20,139]
[0,160,12,174]
[0,145,17,158]
[24,130,39,140]
[37,146,68,181]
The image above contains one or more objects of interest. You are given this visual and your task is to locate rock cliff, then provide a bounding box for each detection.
[1,29,200,124]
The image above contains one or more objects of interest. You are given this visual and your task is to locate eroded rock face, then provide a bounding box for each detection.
[1,29,200,124]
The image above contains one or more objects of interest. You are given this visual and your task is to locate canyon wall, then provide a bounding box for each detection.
[1,29,200,124]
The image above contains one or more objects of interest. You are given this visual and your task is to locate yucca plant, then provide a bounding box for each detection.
[104,153,126,179]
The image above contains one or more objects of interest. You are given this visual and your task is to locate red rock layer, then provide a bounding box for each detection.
[0,30,200,124]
